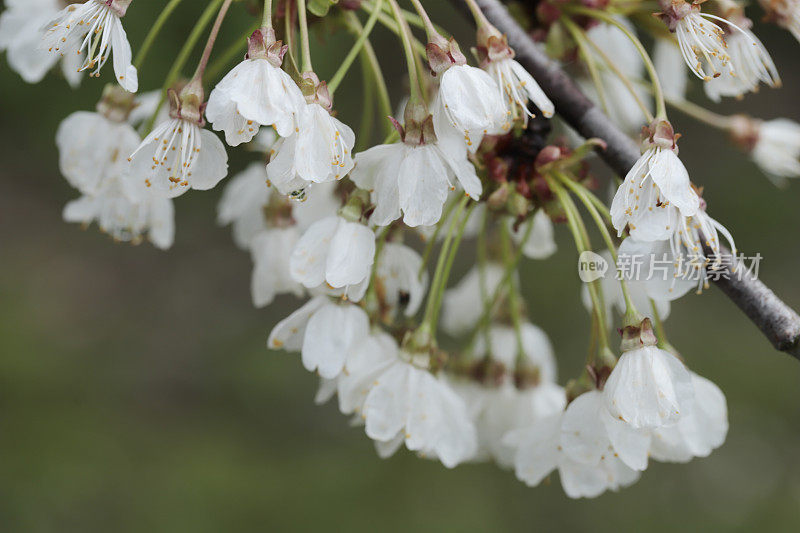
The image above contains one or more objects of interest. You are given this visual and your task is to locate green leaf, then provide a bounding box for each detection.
[308,0,338,17]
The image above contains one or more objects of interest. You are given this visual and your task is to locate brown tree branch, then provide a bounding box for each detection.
[459,0,800,359]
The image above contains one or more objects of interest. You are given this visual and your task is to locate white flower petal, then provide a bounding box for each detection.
[324,220,375,288]
[267,296,327,351]
[302,302,369,379]
[604,346,694,429]
[289,216,338,288]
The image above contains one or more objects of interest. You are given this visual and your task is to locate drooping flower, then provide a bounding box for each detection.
[703,17,779,102]
[289,215,375,297]
[351,335,478,468]
[126,83,229,198]
[63,175,175,250]
[441,263,508,336]
[57,85,174,249]
[610,119,699,241]
[476,30,553,125]
[267,296,370,380]
[266,72,355,195]
[730,116,800,185]
[246,181,341,307]
[757,0,800,44]
[621,201,737,295]
[504,391,646,498]
[560,391,651,473]
[336,331,399,416]
[250,227,304,308]
[206,28,305,146]
[453,322,565,468]
[507,210,556,260]
[217,162,339,249]
[56,90,141,196]
[41,0,137,92]
[373,242,428,321]
[659,0,734,82]
[217,162,272,249]
[219,163,345,307]
[0,0,82,86]
[649,371,728,462]
[349,103,481,227]
[427,36,508,153]
[579,17,651,134]
[458,378,566,468]
[653,38,687,102]
[666,204,737,291]
[620,237,696,304]
[603,320,694,429]
[473,323,558,383]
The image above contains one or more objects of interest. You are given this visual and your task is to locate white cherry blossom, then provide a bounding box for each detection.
[441,263,507,336]
[477,32,553,124]
[579,18,650,133]
[667,205,737,287]
[456,322,565,467]
[505,391,645,498]
[56,89,174,249]
[126,87,228,198]
[604,345,694,429]
[206,28,305,146]
[373,242,428,319]
[650,372,728,462]
[487,384,566,467]
[560,391,651,472]
[289,215,375,295]
[758,0,800,43]
[41,0,137,92]
[56,109,141,196]
[217,163,339,249]
[127,117,228,197]
[353,337,478,468]
[434,64,508,153]
[663,1,734,81]
[0,0,82,86]
[508,210,556,260]
[704,24,779,102]
[749,118,800,184]
[217,163,271,249]
[349,138,481,227]
[335,332,397,416]
[63,175,174,250]
[653,38,687,101]
[249,228,303,307]
[610,120,699,241]
[266,76,355,195]
[267,296,369,379]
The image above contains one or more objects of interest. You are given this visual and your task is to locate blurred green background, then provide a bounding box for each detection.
[1,1,799,531]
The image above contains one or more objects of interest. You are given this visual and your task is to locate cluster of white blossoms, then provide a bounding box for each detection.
[3,0,798,499]
[507,357,727,498]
